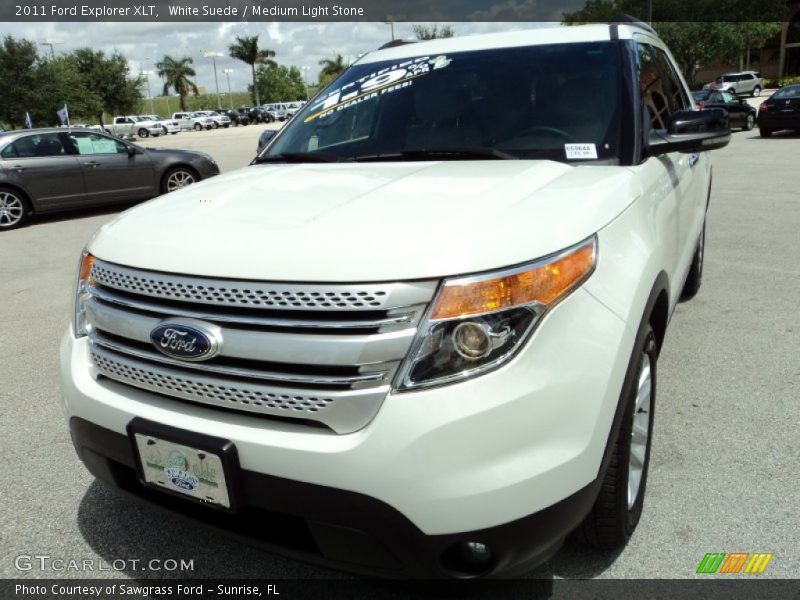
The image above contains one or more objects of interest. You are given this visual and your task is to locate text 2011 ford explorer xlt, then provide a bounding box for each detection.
[61,22,730,577]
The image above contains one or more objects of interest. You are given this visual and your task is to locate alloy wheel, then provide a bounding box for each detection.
[166,170,196,192]
[628,352,653,509]
[0,191,25,228]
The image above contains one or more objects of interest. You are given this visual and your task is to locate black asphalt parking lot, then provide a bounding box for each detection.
[1,125,798,582]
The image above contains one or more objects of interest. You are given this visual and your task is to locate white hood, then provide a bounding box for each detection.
[89,161,637,282]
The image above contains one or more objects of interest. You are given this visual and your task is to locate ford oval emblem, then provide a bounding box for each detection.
[150,320,221,362]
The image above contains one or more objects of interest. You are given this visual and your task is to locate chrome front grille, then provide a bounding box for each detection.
[86,259,438,433]
[91,261,431,311]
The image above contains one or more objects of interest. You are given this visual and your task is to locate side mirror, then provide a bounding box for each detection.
[647,108,730,155]
[126,145,137,157]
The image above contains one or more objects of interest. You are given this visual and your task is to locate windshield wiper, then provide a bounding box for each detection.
[350,148,519,162]
[254,152,342,164]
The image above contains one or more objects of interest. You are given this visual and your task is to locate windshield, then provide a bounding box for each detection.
[265,42,622,163]
[773,85,800,99]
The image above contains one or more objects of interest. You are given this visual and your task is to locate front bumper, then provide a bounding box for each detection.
[61,287,633,576]
[70,417,600,577]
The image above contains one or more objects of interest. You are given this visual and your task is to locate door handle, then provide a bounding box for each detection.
[83,161,101,168]
[10,165,24,172]
[687,154,699,168]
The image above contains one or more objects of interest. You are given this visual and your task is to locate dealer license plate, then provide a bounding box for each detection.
[133,433,232,508]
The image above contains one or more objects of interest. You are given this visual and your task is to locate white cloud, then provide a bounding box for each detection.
[1,21,544,94]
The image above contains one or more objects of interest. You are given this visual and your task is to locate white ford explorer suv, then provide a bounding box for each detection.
[62,23,730,578]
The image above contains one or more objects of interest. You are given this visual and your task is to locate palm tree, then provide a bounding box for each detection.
[318,54,347,80]
[156,56,198,111]
[412,25,455,40]
[229,35,276,106]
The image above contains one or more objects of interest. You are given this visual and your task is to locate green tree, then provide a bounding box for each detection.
[563,0,785,86]
[156,56,198,112]
[254,65,306,103]
[412,24,455,40]
[0,36,40,128]
[228,35,276,106]
[69,49,143,126]
[35,57,102,125]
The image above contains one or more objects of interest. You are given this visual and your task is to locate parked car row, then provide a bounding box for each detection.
[103,109,270,140]
[692,84,800,138]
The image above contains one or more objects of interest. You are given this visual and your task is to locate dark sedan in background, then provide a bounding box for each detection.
[216,108,250,126]
[692,90,757,131]
[757,84,800,137]
[0,128,219,230]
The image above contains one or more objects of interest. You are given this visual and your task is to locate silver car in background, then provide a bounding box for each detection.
[703,71,763,97]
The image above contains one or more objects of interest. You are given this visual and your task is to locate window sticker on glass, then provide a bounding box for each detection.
[565,143,598,160]
[304,55,452,123]
[74,136,119,155]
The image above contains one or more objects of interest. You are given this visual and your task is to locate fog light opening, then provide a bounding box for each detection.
[440,541,495,577]
[452,322,492,359]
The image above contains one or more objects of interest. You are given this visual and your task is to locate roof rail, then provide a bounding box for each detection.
[378,39,417,50]
[610,13,656,34]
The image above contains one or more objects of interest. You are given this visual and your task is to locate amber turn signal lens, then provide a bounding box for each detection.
[78,253,96,284]
[430,239,596,320]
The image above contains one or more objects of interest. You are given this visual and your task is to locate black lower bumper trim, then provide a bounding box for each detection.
[69,417,601,578]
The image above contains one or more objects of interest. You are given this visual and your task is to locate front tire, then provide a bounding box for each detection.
[193,123,202,131]
[752,86,761,97]
[743,114,755,131]
[161,167,198,194]
[138,128,149,138]
[574,324,657,549]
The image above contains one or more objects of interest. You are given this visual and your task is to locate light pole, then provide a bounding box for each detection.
[202,50,224,108]
[140,70,155,115]
[384,21,395,41]
[39,41,63,59]
[223,68,234,109]
[300,66,310,100]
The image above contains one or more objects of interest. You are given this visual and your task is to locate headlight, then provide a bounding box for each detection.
[394,237,597,391]
[73,250,95,338]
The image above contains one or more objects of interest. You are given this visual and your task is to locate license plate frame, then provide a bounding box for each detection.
[127,418,240,512]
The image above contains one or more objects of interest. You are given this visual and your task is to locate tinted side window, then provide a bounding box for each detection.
[1,133,68,158]
[652,47,689,111]
[638,44,671,129]
[638,43,692,131]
